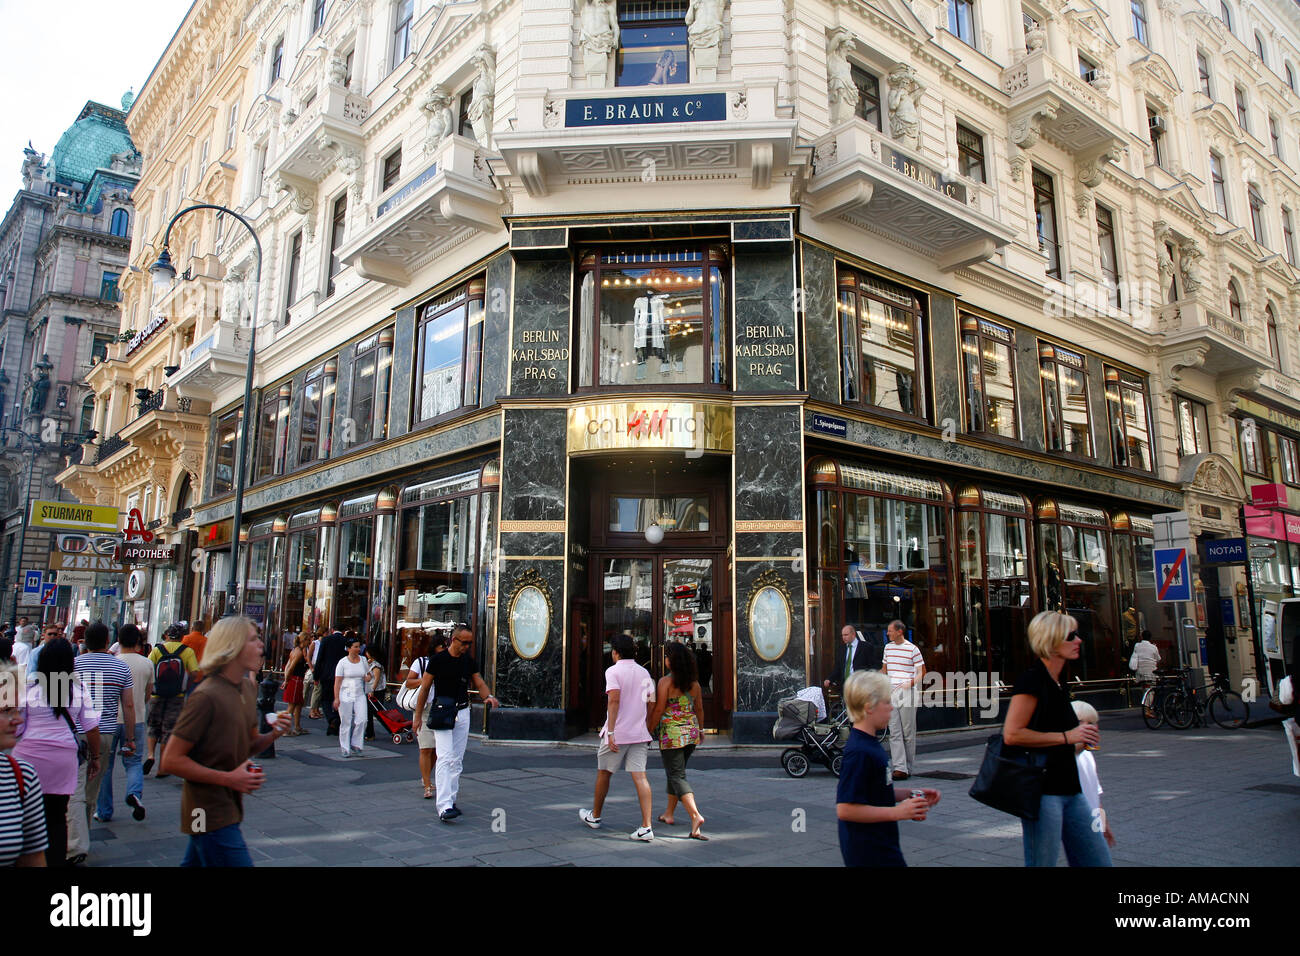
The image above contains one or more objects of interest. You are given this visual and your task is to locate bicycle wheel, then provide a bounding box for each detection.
[1140,687,1165,729]
[1209,691,1249,729]
[1163,689,1195,729]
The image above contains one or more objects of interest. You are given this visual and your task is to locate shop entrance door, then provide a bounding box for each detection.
[592,553,724,730]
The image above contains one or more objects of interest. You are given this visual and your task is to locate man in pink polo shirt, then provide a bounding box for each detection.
[579,632,656,841]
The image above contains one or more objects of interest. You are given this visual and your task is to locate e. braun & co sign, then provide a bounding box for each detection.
[567,402,733,455]
[565,92,727,128]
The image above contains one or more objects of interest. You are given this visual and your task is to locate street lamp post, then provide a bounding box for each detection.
[151,204,262,618]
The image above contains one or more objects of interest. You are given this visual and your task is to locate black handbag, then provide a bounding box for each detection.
[968,733,1048,820]
[60,710,89,766]
[424,696,460,731]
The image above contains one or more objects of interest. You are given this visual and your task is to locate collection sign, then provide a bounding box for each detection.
[30,500,120,534]
[565,92,726,128]
[567,402,734,455]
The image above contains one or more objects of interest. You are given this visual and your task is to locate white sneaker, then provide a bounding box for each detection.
[630,826,655,842]
[578,808,601,829]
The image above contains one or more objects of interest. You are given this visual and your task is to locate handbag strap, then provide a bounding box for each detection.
[59,706,80,742]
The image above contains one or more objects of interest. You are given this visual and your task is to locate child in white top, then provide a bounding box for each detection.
[1071,700,1115,848]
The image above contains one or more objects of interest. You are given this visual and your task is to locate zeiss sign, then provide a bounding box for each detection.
[565,93,727,127]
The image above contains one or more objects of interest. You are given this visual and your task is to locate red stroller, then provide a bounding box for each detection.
[368,690,415,744]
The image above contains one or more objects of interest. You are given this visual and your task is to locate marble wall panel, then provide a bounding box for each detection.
[734,560,807,712]
[1086,353,1112,467]
[480,252,512,407]
[734,405,803,521]
[734,251,798,392]
[500,408,567,521]
[930,293,961,430]
[388,305,416,439]
[331,340,354,456]
[735,531,803,559]
[493,557,565,709]
[1016,331,1045,452]
[498,532,564,557]
[509,257,571,396]
[801,242,839,404]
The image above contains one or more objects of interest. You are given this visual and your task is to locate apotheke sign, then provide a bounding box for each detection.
[565,92,727,128]
[117,544,178,565]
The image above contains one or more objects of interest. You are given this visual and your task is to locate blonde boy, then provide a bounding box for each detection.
[1071,700,1115,848]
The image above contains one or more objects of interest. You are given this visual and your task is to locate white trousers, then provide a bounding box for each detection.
[339,697,366,754]
[888,700,917,775]
[433,707,471,813]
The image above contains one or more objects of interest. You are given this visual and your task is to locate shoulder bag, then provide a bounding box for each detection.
[967,733,1047,819]
[424,696,459,730]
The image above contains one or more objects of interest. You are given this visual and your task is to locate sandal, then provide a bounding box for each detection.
[657,815,676,826]
[423,785,435,800]
[689,830,709,841]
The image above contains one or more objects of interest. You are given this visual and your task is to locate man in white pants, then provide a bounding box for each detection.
[882,620,925,781]
[412,625,498,822]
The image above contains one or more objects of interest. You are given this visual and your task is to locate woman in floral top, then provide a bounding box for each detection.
[646,641,706,839]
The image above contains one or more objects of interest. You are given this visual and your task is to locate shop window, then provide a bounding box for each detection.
[609,496,709,533]
[1174,395,1210,458]
[1111,513,1163,663]
[298,358,337,465]
[254,383,292,481]
[956,485,1034,680]
[1278,434,1300,485]
[616,0,688,87]
[1104,367,1152,472]
[837,267,927,419]
[416,278,484,421]
[398,476,481,629]
[1036,500,1117,680]
[947,0,976,47]
[212,406,242,496]
[347,327,394,448]
[1238,418,1265,476]
[1095,204,1120,306]
[577,246,727,389]
[851,65,882,130]
[285,508,337,634]
[960,314,1017,439]
[956,123,986,183]
[1040,342,1091,456]
[336,494,395,638]
[243,520,280,632]
[1032,167,1061,279]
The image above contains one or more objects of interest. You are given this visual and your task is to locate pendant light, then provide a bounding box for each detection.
[645,467,664,545]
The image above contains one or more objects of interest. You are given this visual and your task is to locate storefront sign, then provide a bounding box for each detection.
[118,544,178,565]
[376,161,437,218]
[565,92,726,128]
[1237,397,1300,435]
[125,314,167,355]
[54,570,95,587]
[810,413,848,438]
[125,568,151,601]
[1220,598,1235,627]
[1202,538,1247,564]
[567,402,733,455]
[879,145,967,203]
[29,500,120,534]
[736,322,797,382]
[746,570,792,662]
[507,569,553,660]
[49,550,120,574]
[1250,483,1287,507]
[511,327,569,381]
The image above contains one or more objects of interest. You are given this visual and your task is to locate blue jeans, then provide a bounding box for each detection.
[96,721,145,820]
[180,824,254,867]
[1021,793,1113,867]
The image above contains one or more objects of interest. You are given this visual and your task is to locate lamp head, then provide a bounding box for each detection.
[149,248,177,294]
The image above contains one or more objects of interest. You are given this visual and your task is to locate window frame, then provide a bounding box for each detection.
[346,326,395,450]
[1210,152,1229,218]
[1278,434,1300,487]
[1228,282,1244,324]
[851,64,882,131]
[312,0,326,34]
[109,208,129,237]
[1104,366,1154,473]
[270,36,284,84]
[1219,1,1232,33]
[1283,206,1297,265]
[1237,417,1266,477]
[1266,306,1281,369]
[296,357,338,466]
[381,147,402,192]
[1095,203,1120,307]
[1255,30,1267,66]
[1032,166,1062,280]
[212,406,243,497]
[326,192,347,298]
[956,122,986,183]
[960,312,1019,441]
[1130,0,1148,45]
[1174,394,1211,459]
[391,0,413,69]
[253,382,293,482]
[1039,341,1093,458]
[1235,85,1250,132]
[1197,49,1212,97]
[948,0,976,47]
[225,102,239,152]
[838,265,930,422]
[1248,183,1267,245]
[414,277,485,426]
[283,230,303,324]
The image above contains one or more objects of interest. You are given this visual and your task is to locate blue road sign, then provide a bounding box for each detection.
[23,570,42,595]
[1202,537,1247,564]
[1154,547,1192,602]
[40,584,57,607]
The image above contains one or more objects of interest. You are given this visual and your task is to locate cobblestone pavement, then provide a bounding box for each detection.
[80,710,1299,867]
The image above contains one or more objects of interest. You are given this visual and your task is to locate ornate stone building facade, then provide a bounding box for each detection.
[1,98,139,625]
[59,0,1300,732]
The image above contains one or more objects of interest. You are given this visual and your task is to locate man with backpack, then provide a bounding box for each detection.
[143,623,201,778]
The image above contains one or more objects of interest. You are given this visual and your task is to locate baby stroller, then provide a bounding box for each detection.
[773,697,851,778]
[368,689,415,744]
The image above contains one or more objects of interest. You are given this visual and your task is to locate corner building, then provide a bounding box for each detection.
[70,0,1300,738]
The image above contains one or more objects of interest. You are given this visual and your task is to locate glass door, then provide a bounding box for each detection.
[661,555,718,727]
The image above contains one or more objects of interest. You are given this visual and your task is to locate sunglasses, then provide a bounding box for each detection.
[1065,632,1083,642]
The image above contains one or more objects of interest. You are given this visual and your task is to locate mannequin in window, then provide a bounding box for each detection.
[895,369,914,415]
[633,289,667,378]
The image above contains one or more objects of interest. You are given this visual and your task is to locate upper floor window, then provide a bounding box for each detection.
[457,89,474,140]
[1283,206,1297,264]
[852,65,882,130]
[254,383,292,481]
[1078,53,1098,82]
[1196,50,1212,96]
[948,0,976,47]
[1238,418,1265,476]
[1096,204,1120,306]
[1248,184,1267,245]
[109,208,129,237]
[1235,86,1249,132]
[1040,342,1091,456]
[960,314,1017,438]
[1130,0,1148,45]
[1147,106,1167,168]
[616,0,688,87]
[226,102,238,151]
[1287,62,1296,93]
[578,246,727,389]
[838,267,928,419]
[212,407,242,496]
[1105,367,1152,472]
[1163,241,1179,302]
[1228,282,1244,323]
[1279,434,1300,485]
[326,193,347,297]
[417,279,484,421]
[312,0,326,33]
[1270,116,1282,158]
[270,37,284,83]
[382,147,402,191]
[1255,31,1267,66]
[1266,305,1281,368]
[1209,152,1229,218]
[957,123,986,182]
[1175,395,1210,458]
[100,271,120,302]
[1032,167,1061,280]
[298,358,337,464]
[199,138,210,170]
[283,230,303,324]
[348,328,395,448]
[392,0,413,68]
[1219,1,1232,33]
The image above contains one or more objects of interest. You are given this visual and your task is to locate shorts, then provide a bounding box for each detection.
[597,738,648,773]
[147,696,185,740]
[417,721,437,750]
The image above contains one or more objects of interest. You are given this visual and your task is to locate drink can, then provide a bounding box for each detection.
[910,789,925,801]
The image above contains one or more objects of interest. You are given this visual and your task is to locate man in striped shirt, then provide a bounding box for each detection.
[68,623,135,863]
[882,620,925,781]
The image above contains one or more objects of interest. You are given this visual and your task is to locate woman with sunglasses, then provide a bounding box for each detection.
[1002,611,1111,867]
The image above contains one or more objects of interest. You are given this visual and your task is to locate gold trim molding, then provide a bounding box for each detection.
[735,520,803,532]
[500,520,566,533]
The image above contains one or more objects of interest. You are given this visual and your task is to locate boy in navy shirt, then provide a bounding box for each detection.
[836,670,940,866]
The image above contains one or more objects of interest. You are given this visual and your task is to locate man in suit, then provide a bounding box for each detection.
[824,624,881,697]
[313,630,347,735]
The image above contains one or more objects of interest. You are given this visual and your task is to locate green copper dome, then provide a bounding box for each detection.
[49,101,136,189]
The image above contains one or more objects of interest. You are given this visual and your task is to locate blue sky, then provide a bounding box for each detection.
[0,0,194,200]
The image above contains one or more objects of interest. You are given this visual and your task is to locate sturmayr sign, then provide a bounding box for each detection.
[565,92,726,127]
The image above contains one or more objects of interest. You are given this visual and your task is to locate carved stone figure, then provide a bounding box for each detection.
[826,27,858,125]
[887,64,926,150]
[1178,239,1203,294]
[421,85,455,153]
[467,45,496,150]
[1025,24,1046,52]
[686,0,726,81]
[21,147,45,190]
[578,0,619,85]
[329,52,349,87]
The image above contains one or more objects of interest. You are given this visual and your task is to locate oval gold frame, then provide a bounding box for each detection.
[748,584,791,662]
[509,585,551,660]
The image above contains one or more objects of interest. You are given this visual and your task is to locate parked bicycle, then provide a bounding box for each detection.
[1139,668,1189,729]
[1162,672,1250,730]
